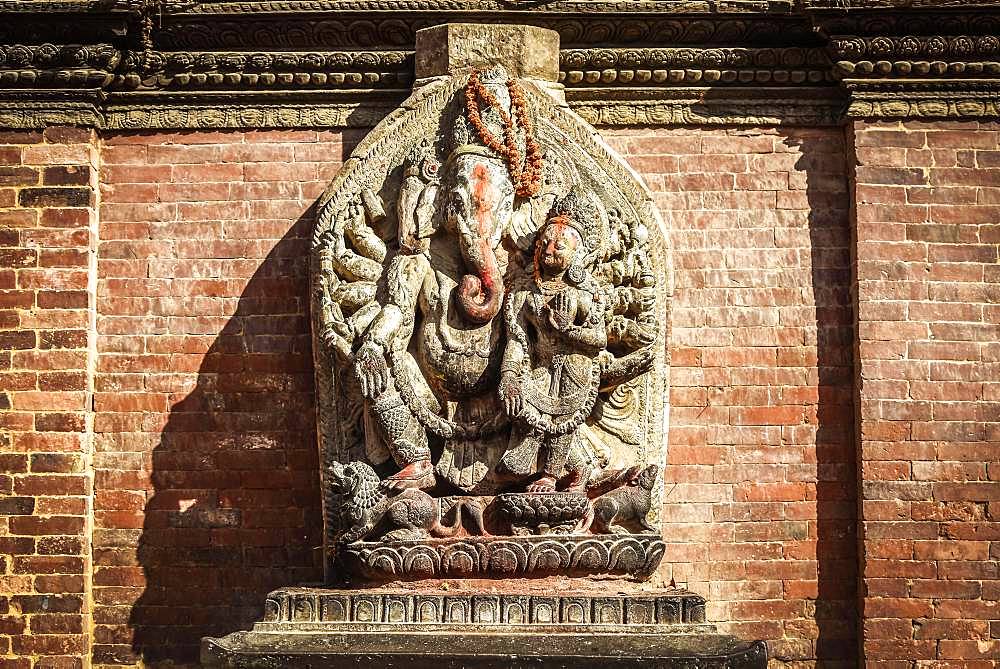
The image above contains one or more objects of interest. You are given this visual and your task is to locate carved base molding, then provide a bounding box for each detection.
[339,535,666,581]
[258,587,708,626]
[200,588,768,669]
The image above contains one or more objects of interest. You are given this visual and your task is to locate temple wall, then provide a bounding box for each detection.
[91,130,352,665]
[604,127,857,663]
[2,121,998,668]
[3,125,858,667]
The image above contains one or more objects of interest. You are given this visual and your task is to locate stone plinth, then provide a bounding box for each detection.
[201,588,767,669]
[414,23,560,81]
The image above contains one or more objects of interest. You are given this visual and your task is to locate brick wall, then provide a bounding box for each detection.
[3,120,996,669]
[1,127,99,669]
[91,130,356,665]
[605,127,858,664]
[84,126,857,667]
[853,120,1000,666]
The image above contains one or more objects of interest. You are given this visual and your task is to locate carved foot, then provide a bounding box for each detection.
[559,465,591,492]
[526,475,557,493]
[383,459,435,492]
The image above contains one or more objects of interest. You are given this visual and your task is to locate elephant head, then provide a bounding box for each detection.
[442,150,515,325]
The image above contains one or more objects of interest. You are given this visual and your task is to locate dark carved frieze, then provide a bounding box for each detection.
[110,50,415,92]
[568,86,843,126]
[162,0,793,15]
[0,43,120,89]
[101,97,402,129]
[0,90,103,127]
[154,16,820,50]
[0,2,998,128]
[559,47,833,87]
[0,0,137,10]
[817,13,1000,39]
[830,35,1000,61]
[847,90,1000,120]
[815,2,1000,120]
[806,0,1000,9]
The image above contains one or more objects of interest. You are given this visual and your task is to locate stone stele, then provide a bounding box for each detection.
[414,23,561,81]
[202,22,767,669]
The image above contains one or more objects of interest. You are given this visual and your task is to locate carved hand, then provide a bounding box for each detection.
[635,287,655,312]
[354,342,388,399]
[500,373,523,417]
[547,291,574,332]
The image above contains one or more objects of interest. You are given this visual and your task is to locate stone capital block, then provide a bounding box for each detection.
[414,23,560,81]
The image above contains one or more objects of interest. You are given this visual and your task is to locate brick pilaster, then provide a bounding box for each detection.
[1,127,99,669]
[852,120,1000,666]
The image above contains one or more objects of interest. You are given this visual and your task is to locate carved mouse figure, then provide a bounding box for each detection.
[588,464,658,535]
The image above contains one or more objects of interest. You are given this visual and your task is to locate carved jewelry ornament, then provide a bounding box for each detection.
[311,25,671,580]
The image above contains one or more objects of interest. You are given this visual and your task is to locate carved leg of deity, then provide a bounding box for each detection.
[558,464,592,492]
[560,439,592,492]
[525,432,574,493]
[371,390,434,491]
[497,426,542,478]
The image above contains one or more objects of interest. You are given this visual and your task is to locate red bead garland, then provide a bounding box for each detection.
[464,70,544,199]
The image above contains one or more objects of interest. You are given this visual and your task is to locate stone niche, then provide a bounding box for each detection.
[202,23,767,668]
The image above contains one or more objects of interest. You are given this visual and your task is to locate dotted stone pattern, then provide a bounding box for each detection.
[260,588,707,626]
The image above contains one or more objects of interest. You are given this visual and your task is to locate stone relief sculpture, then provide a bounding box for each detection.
[311,30,671,579]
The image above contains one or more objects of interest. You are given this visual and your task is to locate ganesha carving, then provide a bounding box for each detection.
[311,28,671,580]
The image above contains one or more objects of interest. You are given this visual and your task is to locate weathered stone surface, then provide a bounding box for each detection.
[414,24,560,81]
[203,630,768,669]
[313,28,670,580]
[254,588,707,626]
[201,588,765,669]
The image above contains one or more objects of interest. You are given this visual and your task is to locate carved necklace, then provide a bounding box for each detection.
[465,71,543,199]
[533,264,569,295]
[534,277,568,296]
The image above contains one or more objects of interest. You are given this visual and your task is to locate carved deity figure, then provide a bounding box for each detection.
[312,59,670,576]
[498,189,608,493]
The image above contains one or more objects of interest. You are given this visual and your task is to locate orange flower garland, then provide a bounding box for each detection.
[464,70,544,199]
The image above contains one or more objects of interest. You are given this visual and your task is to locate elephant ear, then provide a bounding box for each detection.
[509,200,537,252]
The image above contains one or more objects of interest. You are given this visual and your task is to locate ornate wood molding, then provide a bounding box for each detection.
[812,3,1000,119]
[1,2,999,128]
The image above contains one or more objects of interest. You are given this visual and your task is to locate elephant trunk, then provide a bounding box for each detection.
[456,235,503,324]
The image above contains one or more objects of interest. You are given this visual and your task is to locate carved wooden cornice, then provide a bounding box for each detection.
[159,0,796,13]
[0,2,998,128]
[813,6,1000,119]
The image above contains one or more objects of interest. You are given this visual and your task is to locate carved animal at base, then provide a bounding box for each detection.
[588,464,658,535]
[327,461,472,542]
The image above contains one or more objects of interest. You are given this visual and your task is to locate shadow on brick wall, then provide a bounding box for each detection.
[125,208,324,666]
[786,130,860,663]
